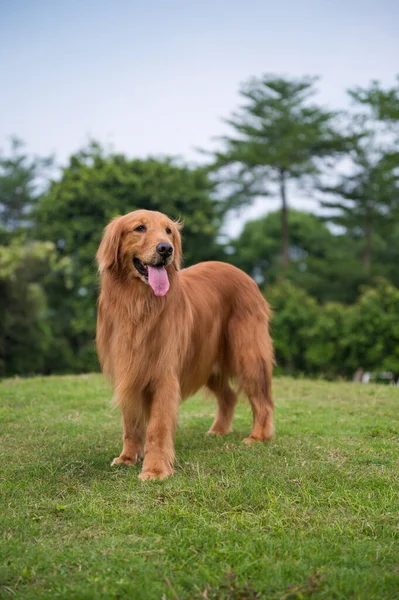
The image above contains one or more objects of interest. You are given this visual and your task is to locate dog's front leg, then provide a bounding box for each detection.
[139,376,179,481]
[111,392,146,467]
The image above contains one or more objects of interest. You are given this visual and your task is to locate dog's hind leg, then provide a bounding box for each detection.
[228,316,274,443]
[241,359,274,444]
[206,372,238,436]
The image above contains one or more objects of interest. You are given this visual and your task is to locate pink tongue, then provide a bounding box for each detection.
[147,266,170,296]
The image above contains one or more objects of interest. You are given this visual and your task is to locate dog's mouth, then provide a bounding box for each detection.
[133,257,170,297]
[133,257,149,279]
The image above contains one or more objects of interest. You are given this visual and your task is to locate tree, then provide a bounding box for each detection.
[265,279,320,375]
[210,75,352,269]
[35,143,223,372]
[232,209,365,303]
[349,76,399,123]
[320,77,399,274]
[321,148,399,273]
[0,239,68,376]
[373,218,399,290]
[344,279,399,375]
[0,138,53,236]
[265,278,399,379]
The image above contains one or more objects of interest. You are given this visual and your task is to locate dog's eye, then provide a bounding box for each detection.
[165,227,172,235]
[134,224,146,233]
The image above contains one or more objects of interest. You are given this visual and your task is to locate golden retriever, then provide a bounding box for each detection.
[96,210,274,480]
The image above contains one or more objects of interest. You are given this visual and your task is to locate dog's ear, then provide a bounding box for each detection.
[172,219,183,270]
[96,216,124,273]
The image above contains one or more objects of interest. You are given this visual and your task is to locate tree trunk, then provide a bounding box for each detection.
[363,208,372,275]
[279,169,289,270]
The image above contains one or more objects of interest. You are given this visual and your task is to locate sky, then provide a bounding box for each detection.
[1,0,398,234]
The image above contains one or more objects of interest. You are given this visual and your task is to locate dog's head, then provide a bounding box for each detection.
[96,210,183,296]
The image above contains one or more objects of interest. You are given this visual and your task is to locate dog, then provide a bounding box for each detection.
[96,209,274,480]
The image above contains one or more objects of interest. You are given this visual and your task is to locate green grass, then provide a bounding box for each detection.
[1,375,398,599]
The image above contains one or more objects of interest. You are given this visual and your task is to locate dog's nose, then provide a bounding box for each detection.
[156,242,173,257]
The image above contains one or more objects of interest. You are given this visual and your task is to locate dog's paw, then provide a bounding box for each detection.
[207,426,231,436]
[111,454,139,467]
[242,434,273,444]
[138,468,175,481]
[242,436,262,444]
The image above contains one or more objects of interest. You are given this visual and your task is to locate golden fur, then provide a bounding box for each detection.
[96,209,274,480]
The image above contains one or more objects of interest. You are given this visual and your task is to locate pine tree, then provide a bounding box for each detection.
[321,77,399,273]
[211,75,352,269]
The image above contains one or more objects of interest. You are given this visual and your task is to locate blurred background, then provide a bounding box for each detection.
[1,0,398,380]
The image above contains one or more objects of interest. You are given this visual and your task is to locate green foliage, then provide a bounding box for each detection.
[265,278,399,378]
[344,279,399,374]
[233,209,366,303]
[1,375,398,599]
[373,219,399,289]
[0,137,53,234]
[348,76,399,122]
[266,279,319,375]
[321,148,399,273]
[0,239,67,376]
[305,302,351,378]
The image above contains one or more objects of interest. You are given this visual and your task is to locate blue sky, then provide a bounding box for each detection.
[1,0,398,232]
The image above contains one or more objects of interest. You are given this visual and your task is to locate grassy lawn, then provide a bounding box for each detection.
[1,375,398,599]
